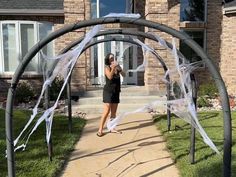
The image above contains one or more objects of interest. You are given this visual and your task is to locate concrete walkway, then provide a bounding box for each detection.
[60,113,180,177]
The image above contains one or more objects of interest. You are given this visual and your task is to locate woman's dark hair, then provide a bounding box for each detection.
[105,53,114,65]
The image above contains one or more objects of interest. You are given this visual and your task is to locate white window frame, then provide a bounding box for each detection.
[0,23,1,73]
[0,20,54,75]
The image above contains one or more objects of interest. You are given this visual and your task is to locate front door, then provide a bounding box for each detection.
[122,44,137,85]
[91,36,138,85]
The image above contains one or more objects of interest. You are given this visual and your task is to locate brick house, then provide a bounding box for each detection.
[0,0,235,98]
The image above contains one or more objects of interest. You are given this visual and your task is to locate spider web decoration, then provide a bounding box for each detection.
[12,13,220,155]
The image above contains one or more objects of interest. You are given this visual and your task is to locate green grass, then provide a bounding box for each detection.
[153,111,236,177]
[0,108,86,177]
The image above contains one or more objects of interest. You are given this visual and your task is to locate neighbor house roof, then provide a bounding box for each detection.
[0,0,64,16]
[224,0,236,14]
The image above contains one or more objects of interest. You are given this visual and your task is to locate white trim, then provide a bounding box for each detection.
[36,22,41,73]
[0,9,64,16]
[51,25,55,57]
[16,22,20,72]
[223,6,236,14]
[125,0,133,13]
[96,0,100,18]
[111,40,116,54]
[97,36,104,82]
[0,22,2,73]
[116,39,124,83]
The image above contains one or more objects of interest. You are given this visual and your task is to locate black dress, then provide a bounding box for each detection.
[103,68,121,103]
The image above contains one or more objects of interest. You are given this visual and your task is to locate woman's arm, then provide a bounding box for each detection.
[105,65,116,80]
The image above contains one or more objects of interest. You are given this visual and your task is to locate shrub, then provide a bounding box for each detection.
[15,81,35,103]
[172,82,183,99]
[197,96,212,107]
[198,83,218,98]
[49,77,66,100]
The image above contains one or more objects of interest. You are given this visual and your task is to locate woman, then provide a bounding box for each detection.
[97,53,126,137]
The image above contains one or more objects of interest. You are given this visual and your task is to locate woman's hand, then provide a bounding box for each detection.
[110,61,118,70]
[116,65,126,77]
[116,65,122,72]
[110,64,117,70]
[105,62,117,80]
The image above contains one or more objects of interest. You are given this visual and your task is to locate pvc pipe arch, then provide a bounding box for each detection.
[5,17,231,177]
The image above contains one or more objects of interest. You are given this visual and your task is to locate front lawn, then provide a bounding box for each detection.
[0,108,86,177]
[153,111,236,177]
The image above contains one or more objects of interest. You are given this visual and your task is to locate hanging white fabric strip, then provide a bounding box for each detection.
[104,13,141,18]
[13,24,104,151]
[13,13,219,156]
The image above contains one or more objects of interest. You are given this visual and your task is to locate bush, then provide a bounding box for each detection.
[197,96,212,107]
[198,83,218,98]
[49,77,66,100]
[172,82,183,99]
[15,81,35,103]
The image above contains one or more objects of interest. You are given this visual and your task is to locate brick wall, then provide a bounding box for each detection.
[62,0,88,93]
[145,0,180,94]
[220,13,236,95]
[207,0,222,67]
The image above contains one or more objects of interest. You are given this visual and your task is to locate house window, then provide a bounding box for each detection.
[180,0,206,22]
[179,30,205,63]
[2,23,18,72]
[0,21,54,73]
[91,0,131,18]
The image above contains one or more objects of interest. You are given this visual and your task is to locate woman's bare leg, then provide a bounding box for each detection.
[98,103,111,134]
[110,103,121,133]
[110,103,118,119]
